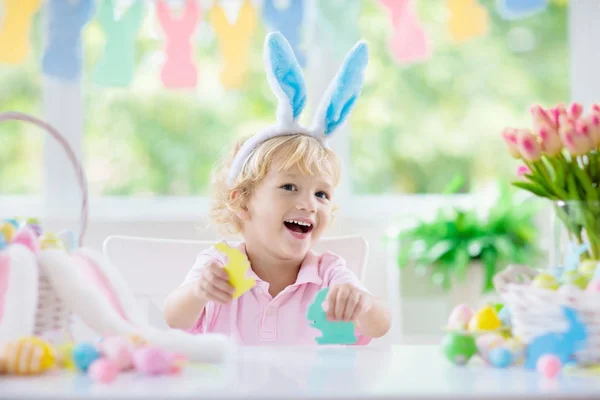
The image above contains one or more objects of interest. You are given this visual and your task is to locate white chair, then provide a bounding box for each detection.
[103,235,368,329]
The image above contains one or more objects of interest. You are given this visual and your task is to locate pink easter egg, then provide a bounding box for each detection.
[88,358,118,384]
[133,347,171,376]
[586,279,600,293]
[537,355,562,379]
[476,333,505,363]
[11,227,40,254]
[99,337,133,371]
[447,304,474,330]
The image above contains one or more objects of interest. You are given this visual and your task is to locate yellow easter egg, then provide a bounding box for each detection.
[0,223,16,243]
[40,232,65,250]
[56,343,75,370]
[2,337,55,375]
[468,306,502,331]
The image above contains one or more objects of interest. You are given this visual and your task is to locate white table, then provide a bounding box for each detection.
[1,345,600,399]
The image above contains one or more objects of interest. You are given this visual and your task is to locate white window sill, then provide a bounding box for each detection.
[0,193,480,223]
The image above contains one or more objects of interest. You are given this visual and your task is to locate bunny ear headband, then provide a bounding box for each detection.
[227,31,369,186]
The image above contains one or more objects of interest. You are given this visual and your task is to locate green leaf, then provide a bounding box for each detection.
[442,174,465,194]
[512,181,554,198]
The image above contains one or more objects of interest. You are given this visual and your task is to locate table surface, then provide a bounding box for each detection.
[1,345,600,400]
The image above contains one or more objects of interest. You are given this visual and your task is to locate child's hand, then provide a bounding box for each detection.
[324,284,372,322]
[194,262,235,304]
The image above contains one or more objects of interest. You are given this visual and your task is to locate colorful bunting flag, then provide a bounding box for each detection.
[0,0,41,64]
[157,0,201,89]
[209,0,257,89]
[447,0,489,42]
[42,0,95,81]
[93,0,144,87]
[262,0,305,67]
[378,0,431,65]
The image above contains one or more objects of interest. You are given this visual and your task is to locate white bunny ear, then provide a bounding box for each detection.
[264,31,307,126]
[311,41,369,138]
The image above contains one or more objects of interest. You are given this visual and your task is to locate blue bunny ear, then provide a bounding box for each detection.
[264,31,307,125]
[311,41,368,137]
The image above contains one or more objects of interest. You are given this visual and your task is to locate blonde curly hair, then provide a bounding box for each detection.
[210,134,341,235]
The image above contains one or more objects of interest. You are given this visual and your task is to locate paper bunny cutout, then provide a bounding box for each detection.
[42,0,95,81]
[227,31,368,185]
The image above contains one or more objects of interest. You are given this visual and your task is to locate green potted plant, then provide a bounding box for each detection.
[396,180,540,300]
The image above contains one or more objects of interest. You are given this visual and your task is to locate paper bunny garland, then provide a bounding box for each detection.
[226,31,369,186]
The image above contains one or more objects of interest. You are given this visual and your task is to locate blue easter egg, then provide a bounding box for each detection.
[489,347,513,368]
[4,219,19,228]
[0,233,6,250]
[72,342,100,373]
[498,307,511,327]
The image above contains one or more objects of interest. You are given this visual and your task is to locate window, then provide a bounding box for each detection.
[351,0,568,194]
[0,0,582,219]
[0,14,43,195]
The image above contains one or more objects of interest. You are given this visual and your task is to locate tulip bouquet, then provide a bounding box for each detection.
[502,102,600,261]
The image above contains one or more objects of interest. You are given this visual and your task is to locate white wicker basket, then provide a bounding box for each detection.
[1,112,89,343]
[494,265,600,365]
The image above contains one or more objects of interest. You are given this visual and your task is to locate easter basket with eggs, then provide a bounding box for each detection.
[497,102,600,366]
[0,112,233,372]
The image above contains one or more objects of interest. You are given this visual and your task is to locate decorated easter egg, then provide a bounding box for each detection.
[1,337,55,375]
[441,332,477,366]
[56,342,76,370]
[11,227,40,254]
[537,354,562,379]
[447,304,474,330]
[99,336,133,371]
[0,222,16,243]
[40,232,65,250]
[578,260,599,279]
[4,219,19,229]
[20,217,42,235]
[505,338,526,364]
[498,306,511,327]
[561,270,589,290]
[531,273,559,291]
[489,347,513,368]
[476,333,505,361]
[586,279,600,293]
[88,358,118,383]
[73,342,101,373]
[468,306,501,332]
[133,347,172,375]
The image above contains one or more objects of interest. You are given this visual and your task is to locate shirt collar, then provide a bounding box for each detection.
[239,244,323,287]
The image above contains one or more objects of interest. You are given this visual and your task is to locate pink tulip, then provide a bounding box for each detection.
[532,105,562,156]
[517,129,542,161]
[517,165,531,177]
[570,102,584,120]
[531,105,554,128]
[559,113,593,155]
[588,114,600,146]
[501,128,520,158]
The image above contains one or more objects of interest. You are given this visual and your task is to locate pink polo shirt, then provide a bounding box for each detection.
[180,244,372,345]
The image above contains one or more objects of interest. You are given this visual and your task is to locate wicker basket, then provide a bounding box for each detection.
[494,265,600,365]
[1,112,89,343]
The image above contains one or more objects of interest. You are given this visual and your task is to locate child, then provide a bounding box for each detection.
[163,32,391,345]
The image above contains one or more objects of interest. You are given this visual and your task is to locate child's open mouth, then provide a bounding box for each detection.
[284,219,314,237]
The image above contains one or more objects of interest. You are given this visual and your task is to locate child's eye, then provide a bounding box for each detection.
[281,184,297,191]
[316,191,329,200]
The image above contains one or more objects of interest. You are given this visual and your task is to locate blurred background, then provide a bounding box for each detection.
[0,0,568,196]
[0,0,592,344]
